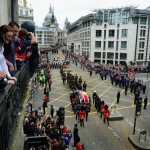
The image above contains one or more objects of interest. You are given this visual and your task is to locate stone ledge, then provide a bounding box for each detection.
[109,110,123,121]
[128,135,150,150]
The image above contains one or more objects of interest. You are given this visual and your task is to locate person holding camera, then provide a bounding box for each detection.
[14,28,36,69]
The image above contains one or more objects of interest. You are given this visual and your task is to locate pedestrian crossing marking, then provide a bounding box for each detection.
[109,89,124,109]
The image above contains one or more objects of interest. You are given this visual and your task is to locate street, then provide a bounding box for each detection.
[32,50,150,150]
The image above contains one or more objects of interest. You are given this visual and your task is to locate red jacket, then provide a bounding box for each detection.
[79,110,86,119]
[76,142,82,150]
[103,109,110,118]
[43,95,49,102]
[15,53,28,60]
[100,104,105,113]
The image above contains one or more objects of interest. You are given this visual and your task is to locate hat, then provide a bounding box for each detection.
[74,124,78,127]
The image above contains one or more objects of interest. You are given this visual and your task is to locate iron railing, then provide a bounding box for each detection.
[0,65,29,150]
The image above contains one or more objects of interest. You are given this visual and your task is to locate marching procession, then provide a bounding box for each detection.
[23,48,149,150]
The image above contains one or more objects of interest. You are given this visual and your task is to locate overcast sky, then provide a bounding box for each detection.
[27,0,150,29]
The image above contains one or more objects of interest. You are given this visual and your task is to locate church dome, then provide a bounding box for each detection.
[44,4,57,22]
[44,13,53,21]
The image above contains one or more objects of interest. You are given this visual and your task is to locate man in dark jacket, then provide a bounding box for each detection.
[73,124,78,146]
[117,90,120,104]
[92,91,97,104]
[50,105,54,118]
[144,96,148,109]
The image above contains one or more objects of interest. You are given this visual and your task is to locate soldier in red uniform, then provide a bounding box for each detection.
[78,108,86,127]
[100,101,105,118]
[103,105,110,126]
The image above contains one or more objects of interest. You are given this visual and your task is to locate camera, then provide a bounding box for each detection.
[26,33,32,40]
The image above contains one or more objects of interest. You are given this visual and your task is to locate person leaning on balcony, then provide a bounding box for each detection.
[0,25,17,88]
[14,28,36,69]
[3,22,20,76]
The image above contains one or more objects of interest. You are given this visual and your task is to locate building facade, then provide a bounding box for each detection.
[35,4,67,49]
[0,0,18,26]
[67,6,150,65]
[35,27,55,48]
[18,0,34,26]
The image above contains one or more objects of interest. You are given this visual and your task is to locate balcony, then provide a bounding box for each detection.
[0,65,29,150]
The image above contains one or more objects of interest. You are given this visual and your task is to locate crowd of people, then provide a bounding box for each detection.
[23,53,86,150]
[24,58,71,150]
[0,22,39,92]
[63,51,148,127]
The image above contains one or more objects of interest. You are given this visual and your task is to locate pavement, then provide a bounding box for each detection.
[31,49,150,150]
[128,134,150,150]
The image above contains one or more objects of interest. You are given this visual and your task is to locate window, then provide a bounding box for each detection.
[94,52,101,58]
[103,41,106,50]
[115,53,118,59]
[82,33,84,38]
[140,18,147,25]
[96,30,102,36]
[139,50,144,52]
[82,42,84,47]
[26,10,28,16]
[132,17,138,24]
[117,29,119,39]
[85,32,87,37]
[138,53,144,60]
[122,11,129,24]
[20,9,23,16]
[87,41,89,47]
[103,52,105,58]
[140,30,146,37]
[104,11,108,22]
[116,41,118,50]
[140,38,145,40]
[108,41,114,48]
[107,52,114,59]
[139,42,145,48]
[109,30,115,37]
[121,41,127,49]
[122,29,128,37]
[141,26,146,28]
[104,30,106,39]
[120,53,127,60]
[109,12,115,25]
[95,41,101,48]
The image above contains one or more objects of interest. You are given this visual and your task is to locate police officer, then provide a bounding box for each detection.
[92,91,97,104]
[117,90,120,104]
[144,96,148,109]
[73,124,79,147]
[79,76,82,84]
[125,84,128,95]
[83,81,87,92]
[85,105,90,121]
